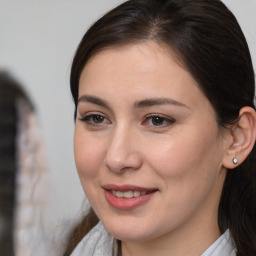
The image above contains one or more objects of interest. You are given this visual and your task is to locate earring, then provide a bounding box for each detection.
[232,158,238,164]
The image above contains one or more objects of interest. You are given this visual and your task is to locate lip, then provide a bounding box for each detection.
[102,184,157,192]
[102,184,158,210]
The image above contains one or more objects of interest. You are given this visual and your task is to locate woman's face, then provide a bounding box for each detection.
[74,42,229,242]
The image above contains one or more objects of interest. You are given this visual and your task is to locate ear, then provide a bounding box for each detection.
[222,106,256,169]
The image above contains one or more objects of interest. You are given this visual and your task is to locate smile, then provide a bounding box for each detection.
[111,190,149,198]
[103,184,158,210]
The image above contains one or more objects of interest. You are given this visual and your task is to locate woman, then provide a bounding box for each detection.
[0,72,49,256]
[65,0,256,255]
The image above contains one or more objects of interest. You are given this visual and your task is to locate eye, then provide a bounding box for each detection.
[151,116,165,126]
[78,113,110,126]
[91,115,105,123]
[144,114,175,127]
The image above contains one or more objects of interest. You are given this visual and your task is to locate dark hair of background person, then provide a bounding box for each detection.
[0,72,33,256]
[64,0,256,255]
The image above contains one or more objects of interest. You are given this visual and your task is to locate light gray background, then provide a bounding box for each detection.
[0,0,255,232]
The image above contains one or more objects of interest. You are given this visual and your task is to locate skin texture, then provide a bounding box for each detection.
[74,42,231,256]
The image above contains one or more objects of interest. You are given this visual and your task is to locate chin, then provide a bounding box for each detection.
[111,230,150,242]
[101,218,157,242]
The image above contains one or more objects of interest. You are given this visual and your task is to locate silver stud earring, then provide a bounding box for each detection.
[232,158,238,164]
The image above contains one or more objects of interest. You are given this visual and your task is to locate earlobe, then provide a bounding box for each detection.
[222,107,256,169]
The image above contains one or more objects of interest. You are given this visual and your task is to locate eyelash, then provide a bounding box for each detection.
[78,113,175,128]
[78,114,110,127]
[144,114,176,127]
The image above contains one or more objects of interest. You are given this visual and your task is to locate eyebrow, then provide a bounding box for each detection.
[78,95,189,109]
[135,98,190,109]
[78,95,111,109]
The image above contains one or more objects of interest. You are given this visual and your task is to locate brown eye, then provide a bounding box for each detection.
[151,116,165,126]
[143,114,176,128]
[92,115,105,123]
[79,113,110,126]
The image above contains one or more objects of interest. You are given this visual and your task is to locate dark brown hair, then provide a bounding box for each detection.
[65,0,256,255]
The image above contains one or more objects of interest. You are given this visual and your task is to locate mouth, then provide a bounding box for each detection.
[102,184,158,210]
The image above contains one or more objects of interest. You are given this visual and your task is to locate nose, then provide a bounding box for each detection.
[104,126,142,173]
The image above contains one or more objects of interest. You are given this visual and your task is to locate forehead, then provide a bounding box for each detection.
[84,41,182,68]
[80,42,190,84]
[79,42,201,100]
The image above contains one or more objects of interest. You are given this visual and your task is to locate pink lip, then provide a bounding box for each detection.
[102,184,158,210]
[102,184,157,192]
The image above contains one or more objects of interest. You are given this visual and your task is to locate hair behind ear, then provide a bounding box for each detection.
[219,107,256,255]
[219,145,256,255]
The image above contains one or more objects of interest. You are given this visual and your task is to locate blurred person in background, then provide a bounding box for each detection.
[0,71,49,255]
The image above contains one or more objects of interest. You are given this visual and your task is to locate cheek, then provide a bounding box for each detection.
[145,131,224,225]
[74,130,104,180]
[146,126,223,184]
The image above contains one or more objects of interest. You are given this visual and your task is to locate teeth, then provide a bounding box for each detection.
[111,190,149,198]
[123,191,133,198]
[133,191,140,197]
[115,191,124,197]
